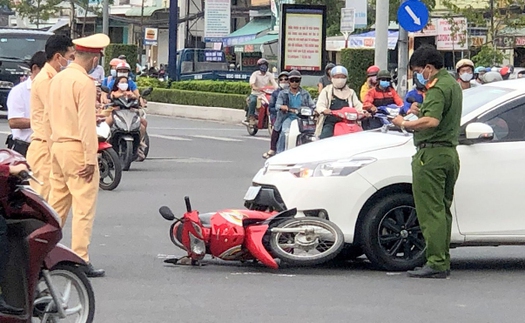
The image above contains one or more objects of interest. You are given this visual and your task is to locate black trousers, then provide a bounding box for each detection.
[0,216,7,290]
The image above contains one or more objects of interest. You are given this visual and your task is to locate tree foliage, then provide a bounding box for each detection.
[340,48,375,90]
[14,0,62,28]
[294,0,436,36]
[472,45,507,66]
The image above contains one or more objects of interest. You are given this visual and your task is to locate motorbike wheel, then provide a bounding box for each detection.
[33,264,95,323]
[99,148,122,191]
[247,125,258,136]
[143,132,150,158]
[269,218,345,266]
[119,139,133,171]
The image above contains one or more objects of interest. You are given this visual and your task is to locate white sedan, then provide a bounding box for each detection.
[244,79,525,271]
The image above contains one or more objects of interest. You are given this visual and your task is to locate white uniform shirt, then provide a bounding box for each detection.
[89,65,105,82]
[7,78,33,142]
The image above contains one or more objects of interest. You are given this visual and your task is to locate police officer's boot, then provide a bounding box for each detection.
[0,293,24,316]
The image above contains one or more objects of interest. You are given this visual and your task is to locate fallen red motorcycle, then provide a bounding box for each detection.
[0,149,95,323]
[245,86,275,136]
[159,196,344,268]
[330,106,365,136]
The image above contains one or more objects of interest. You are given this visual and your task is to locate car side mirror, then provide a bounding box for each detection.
[462,122,494,145]
[100,85,111,93]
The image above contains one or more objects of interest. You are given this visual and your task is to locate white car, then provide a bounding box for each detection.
[244,79,525,271]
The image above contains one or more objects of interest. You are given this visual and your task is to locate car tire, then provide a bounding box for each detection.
[331,244,364,262]
[361,193,426,271]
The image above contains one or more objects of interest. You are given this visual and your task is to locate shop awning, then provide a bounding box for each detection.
[125,7,165,17]
[234,34,278,53]
[222,17,272,47]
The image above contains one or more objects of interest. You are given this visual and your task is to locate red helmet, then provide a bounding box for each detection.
[500,66,510,76]
[367,65,380,76]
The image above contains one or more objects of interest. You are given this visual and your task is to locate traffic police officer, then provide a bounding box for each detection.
[392,44,462,279]
[27,35,75,200]
[47,33,110,278]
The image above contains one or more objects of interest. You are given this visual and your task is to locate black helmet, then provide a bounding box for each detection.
[278,71,289,78]
[257,58,268,66]
[288,69,302,79]
[377,70,391,80]
[325,63,335,71]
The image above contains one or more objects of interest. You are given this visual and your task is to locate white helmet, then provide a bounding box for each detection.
[116,62,131,71]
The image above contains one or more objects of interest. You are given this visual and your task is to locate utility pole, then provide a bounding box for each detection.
[374,0,389,70]
[168,0,178,81]
[139,0,145,66]
[102,0,109,65]
[397,0,409,97]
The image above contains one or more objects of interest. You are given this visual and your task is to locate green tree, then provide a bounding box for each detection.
[442,0,525,65]
[14,0,62,29]
[294,0,436,36]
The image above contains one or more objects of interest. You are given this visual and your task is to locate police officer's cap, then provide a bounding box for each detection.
[73,33,110,54]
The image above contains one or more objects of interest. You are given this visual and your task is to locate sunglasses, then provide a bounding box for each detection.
[289,78,301,83]
[279,78,288,81]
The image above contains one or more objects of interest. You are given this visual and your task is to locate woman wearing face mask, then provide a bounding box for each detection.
[263,71,289,159]
[102,58,122,88]
[314,65,364,139]
[362,70,404,130]
[455,59,475,90]
[111,76,136,100]
[360,65,380,101]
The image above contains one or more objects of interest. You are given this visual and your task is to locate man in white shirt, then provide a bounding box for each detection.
[244,58,278,125]
[6,51,47,156]
[89,56,105,82]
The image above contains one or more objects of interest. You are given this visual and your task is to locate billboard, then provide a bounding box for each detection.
[204,0,231,42]
[280,4,326,73]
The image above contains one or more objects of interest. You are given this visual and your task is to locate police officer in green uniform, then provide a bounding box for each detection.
[392,44,462,279]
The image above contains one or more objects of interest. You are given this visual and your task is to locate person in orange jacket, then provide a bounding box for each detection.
[362,70,404,130]
[360,65,380,101]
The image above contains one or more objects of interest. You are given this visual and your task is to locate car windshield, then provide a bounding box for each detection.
[462,85,514,117]
[0,36,47,60]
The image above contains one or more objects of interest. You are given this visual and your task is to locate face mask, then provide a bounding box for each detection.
[460,73,473,82]
[117,72,129,78]
[279,82,289,89]
[332,78,347,89]
[59,56,72,71]
[118,83,129,91]
[259,65,268,73]
[110,69,117,77]
[379,80,390,88]
[416,71,428,86]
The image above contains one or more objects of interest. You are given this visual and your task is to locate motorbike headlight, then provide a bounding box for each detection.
[289,157,377,178]
[344,112,358,120]
[114,114,126,129]
[300,108,313,116]
[131,115,141,128]
[189,232,206,256]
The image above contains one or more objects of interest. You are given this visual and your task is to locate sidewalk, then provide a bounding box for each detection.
[147,102,245,124]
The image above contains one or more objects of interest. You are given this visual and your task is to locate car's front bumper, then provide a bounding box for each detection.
[246,167,378,242]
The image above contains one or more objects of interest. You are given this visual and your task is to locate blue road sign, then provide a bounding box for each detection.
[397,0,429,32]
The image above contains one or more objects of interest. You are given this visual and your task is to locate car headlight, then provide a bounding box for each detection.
[289,157,377,178]
[0,81,14,89]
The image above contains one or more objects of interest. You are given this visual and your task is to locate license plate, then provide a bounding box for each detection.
[244,186,261,201]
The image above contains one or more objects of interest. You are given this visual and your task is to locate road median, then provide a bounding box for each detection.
[147,102,245,124]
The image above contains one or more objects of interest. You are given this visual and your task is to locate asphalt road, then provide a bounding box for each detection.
[1,116,524,322]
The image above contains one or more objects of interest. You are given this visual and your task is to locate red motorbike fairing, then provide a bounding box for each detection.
[244,225,278,269]
[44,244,87,269]
[98,141,112,151]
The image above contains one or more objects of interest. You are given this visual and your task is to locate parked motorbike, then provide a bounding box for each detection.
[100,86,152,171]
[245,86,274,136]
[97,121,122,191]
[0,149,95,323]
[329,107,365,136]
[285,106,317,151]
[159,196,345,268]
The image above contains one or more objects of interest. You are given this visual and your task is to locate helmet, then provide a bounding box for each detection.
[474,66,485,74]
[110,58,122,67]
[331,65,348,77]
[500,66,510,76]
[506,64,515,74]
[481,71,503,84]
[455,59,474,72]
[288,69,302,79]
[325,63,336,72]
[116,62,131,71]
[366,65,380,76]
[278,71,289,79]
[257,58,268,66]
[377,70,391,79]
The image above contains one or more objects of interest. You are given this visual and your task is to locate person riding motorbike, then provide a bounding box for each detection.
[480,71,504,84]
[0,162,29,316]
[263,71,289,159]
[472,66,486,85]
[456,58,475,90]
[360,65,380,101]
[500,65,513,80]
[318,63,335,93]
[402,73,426,115]
[315,65,364,139]
[245,58,278,125]
[275,69,315,153]
[362,70,403,130]
[102,58,122,88]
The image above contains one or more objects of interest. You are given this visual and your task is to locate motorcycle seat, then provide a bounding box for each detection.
[198,212,214,228]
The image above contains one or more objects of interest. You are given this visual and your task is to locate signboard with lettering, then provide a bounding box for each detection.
[204,0,231,42]
[515,36,525,47]
[494,36,515,49]
[411,18,438,37]
[436,18,468,51]
[470,35,486,48]
[280,4,327,73]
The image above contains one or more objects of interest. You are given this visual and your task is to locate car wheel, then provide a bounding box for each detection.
[330,244,364,262]
[361,193,426,271]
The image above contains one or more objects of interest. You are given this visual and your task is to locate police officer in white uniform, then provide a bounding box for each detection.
[6,51,47,156]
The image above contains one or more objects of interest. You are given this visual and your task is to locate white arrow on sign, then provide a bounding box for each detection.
[404,5,421,25]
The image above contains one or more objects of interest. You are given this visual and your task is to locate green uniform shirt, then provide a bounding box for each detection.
[413,69,463,147]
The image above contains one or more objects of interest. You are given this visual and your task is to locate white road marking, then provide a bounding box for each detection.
[149,134,191,141]
[191,135,242,142]
[149,127,241,131]
[147,157,231,163]
[245,136,270,142]
[0,131,10,135]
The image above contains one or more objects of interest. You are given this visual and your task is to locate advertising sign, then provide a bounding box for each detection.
[144,28,158,46]
[436,18,468,51]
[345,0,367,29]
[204,0,231,42]
[280,4,326,73]
[340,8,355,34]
